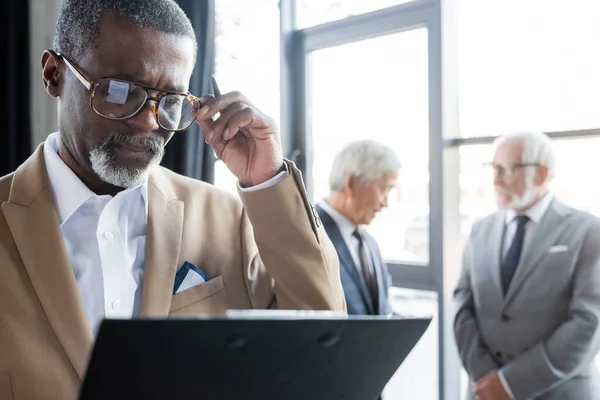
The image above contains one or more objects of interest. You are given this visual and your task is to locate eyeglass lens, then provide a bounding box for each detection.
[92,78,198,131]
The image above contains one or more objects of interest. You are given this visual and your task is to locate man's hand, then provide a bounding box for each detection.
[473,371,511,400]
[194,92,284,187]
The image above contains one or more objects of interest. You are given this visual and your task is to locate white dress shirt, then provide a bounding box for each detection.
[317,200,366,273]
[498,191,554,398]
[43,132,288,335]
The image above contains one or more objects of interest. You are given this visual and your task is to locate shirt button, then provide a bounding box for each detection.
[104,231,114,240]
[111,300,121,310]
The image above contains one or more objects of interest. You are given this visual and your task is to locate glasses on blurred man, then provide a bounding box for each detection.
[484,162,540,178]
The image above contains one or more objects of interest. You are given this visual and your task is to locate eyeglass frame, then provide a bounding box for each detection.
[58,53,202,132]
[484,162,541,178]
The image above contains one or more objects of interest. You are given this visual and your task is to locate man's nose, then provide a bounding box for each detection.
[381,195,389,208]
[127,101,160,132]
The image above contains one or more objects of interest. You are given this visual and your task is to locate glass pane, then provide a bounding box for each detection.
[459,138,600,236]
[213,160,239,196]
[213,0,280,190]
[310,29,429,263]
[296,0,416,29]
[384,288,439,400]
[458,0,600,137]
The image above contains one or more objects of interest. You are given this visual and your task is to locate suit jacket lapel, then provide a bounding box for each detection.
[503,200,569,306]
[2,145,93,380]
[139,169,184,316]
[316,205,374,313]
[487,212,506,299]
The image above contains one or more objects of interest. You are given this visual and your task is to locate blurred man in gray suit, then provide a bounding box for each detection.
[454,131,600,400]
[315,140,401,316]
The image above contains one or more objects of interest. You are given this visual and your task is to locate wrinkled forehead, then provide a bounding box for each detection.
[81,13,196,93]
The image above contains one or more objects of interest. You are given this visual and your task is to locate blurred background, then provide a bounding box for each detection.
[4,0,600,399]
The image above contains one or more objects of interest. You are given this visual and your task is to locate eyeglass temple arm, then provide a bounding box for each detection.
[58,54,93,91]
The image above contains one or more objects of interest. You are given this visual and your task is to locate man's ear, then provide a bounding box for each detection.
[342,174,355,198]
[41,50,63,98]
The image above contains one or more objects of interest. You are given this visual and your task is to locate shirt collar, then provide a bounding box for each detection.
[505,191,554,225]
[318,200,359,242]
[43,132,148,226]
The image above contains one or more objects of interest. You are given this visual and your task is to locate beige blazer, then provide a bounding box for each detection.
[0,143,345,400]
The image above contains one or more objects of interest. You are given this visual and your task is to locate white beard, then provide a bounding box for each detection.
[496,171,539,211]
[90,149,156,188]
[89,133,164,189]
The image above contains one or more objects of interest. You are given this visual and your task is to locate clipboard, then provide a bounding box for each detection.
[79,314,431,400]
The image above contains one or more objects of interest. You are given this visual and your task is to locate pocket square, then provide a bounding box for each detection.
[173,261,211,295]
[548,245,569,254]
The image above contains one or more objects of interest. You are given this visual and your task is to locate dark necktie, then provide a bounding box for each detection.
[353,228,379,311]
[501,215,529,295]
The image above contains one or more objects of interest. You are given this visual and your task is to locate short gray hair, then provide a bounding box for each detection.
[329,140,401,192]
[53,0,197,61]
[493,131,557,184]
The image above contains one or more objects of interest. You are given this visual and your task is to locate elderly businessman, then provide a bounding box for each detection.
[0,1,344,398]
[454,131,600,400]
[316,140,401,316]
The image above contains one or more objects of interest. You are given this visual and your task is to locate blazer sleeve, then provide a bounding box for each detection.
[236,160,347,311]
[453,227,500,381]
[500,219,600,399]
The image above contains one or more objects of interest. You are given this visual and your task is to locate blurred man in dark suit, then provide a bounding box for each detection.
[316,140,401,316]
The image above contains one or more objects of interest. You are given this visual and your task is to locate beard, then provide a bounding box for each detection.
[495,171,538,211]
[89,133,165,188]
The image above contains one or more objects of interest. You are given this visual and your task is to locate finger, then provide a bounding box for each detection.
[223,108,275,141]
[211,102,250,142]
[195,91,256,121]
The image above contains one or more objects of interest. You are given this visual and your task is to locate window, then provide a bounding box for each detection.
[296,0,418,29]
[213,0,280,192]
[384,288,439,400]
[458,0,600,137]
[308,29,430,263]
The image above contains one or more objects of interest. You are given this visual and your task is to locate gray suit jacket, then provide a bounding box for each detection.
[454,199,600,400]
[316,205,392,315]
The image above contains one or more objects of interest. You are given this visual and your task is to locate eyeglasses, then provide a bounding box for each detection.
[59,54,202,132]
[484,162,540,178]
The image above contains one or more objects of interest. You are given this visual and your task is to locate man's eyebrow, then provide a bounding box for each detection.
[111,73,186,93]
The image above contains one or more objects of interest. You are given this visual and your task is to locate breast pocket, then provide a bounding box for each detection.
[169,275,227,316]
[540,250,575,279]
[526,250,575,299]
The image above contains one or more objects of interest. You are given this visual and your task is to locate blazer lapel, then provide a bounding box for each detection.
[365,234,387,315]
[139,169,184,316]
[486,212,506,299]
[503,200,570,306]
[316,205,374,313]
[2,145,93,380]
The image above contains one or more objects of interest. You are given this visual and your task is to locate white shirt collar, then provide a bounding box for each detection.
[43,132,148,226]
[505,191,554,225]
[318,200,359,241]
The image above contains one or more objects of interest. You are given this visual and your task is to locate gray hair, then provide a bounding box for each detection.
[53,0,197,61]
[493,131,557,185]
[329,140,401,192]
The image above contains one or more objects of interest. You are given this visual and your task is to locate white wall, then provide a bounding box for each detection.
[29,0,61,149]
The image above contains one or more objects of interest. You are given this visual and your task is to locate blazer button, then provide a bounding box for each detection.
[496,351,503,359]
[501,314,510,322]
